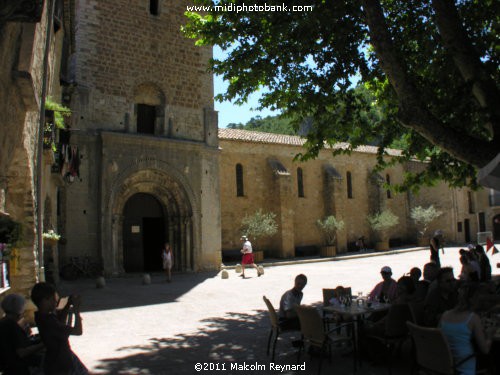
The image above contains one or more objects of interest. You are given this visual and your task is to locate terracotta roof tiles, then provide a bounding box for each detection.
[218,128,402,157]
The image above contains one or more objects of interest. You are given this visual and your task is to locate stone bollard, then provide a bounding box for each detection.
[142,273,151,285]
[221,269,229,279]
[235,264,242,273]
[258,265,264,276]
[96,276,106,289]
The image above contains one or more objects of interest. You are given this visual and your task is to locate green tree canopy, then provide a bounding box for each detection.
[184,0,499,191]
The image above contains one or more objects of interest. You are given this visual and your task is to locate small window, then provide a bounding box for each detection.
[478,212,486,232]
[386,174,391,199]
[150,0,160,15]
[347,171,353,199]
[457,222,462,232]
[297,168,304,198]
[236,164,244,197]
[467,191,474,213]
[137,104,156,134]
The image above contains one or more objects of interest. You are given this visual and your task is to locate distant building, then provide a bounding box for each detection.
[218,128,500,256]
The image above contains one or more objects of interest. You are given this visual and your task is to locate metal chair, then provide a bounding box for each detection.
[295,305,354,375]
[262,295,299,362]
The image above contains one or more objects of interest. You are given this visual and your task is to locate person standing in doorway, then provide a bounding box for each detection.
[240,236,262,278]
[161,242,173,282]
[430,230,444,267]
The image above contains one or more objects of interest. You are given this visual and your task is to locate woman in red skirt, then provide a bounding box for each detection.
[240,236,262,278]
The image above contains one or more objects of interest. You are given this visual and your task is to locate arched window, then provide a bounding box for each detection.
[236,164,244,197]
[386,174,392,199]
[150,0,160,15]
[346,171,353,199]
[297,168,304,197]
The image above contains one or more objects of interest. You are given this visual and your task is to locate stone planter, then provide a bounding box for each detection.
[43,237,59,246]
[375,241,390,251]
[254,250,264,263]
[320,245,336,257]
[417,237,428,247]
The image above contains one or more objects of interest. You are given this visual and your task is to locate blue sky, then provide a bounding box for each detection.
[213,46,280,128]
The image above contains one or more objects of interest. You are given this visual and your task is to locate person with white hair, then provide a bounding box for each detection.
[0,294,44,375]
[239,235,262,278]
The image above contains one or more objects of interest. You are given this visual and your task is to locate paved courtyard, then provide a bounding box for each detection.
[57,247,499,375]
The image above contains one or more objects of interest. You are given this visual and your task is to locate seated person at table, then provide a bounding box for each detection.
[440,283,493,375]
[0,294,44,375]
[31,282,89,375]
[458,254,479,282]
[368,266,398,303]
[278,274,307,330]
[409,267,421,284]
[473,245,492,282]
[424,267,458,327]
[328,286,350,306]
[415,262,440,301]
[393,276,416,304]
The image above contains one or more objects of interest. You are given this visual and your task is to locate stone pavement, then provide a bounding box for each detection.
[57,247,499,375]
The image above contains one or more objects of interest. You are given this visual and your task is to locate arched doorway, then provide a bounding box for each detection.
[493,214,500,242]
[122,193,165,272]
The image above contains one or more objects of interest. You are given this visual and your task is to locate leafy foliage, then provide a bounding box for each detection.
[410,205,443,238]
[45,97,71,129]
[0,216,22,246]
[367,210,399,240]
[316,216,345,246]
[241,209,278,249]
[227,115,295,135]
[184,0,500,191]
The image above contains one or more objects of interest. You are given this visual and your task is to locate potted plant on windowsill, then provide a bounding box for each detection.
[317,215,344,257]
[367,210,399,251]
[42,230,61,246]
[410,205,442,247]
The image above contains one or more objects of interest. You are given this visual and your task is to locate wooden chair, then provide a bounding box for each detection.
[407,322,488,375]
[262,295,298,362]
[295,305,354,375]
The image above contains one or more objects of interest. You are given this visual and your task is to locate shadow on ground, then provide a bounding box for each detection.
[57,272,218,312]
[93,310,411,375]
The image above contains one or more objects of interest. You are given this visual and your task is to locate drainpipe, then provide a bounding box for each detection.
[36,0,56,282]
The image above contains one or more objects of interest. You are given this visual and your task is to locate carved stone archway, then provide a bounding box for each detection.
[102,165,198,275]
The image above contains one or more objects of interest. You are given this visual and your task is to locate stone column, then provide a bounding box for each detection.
[276,174,294,258]
[184,217,192,271]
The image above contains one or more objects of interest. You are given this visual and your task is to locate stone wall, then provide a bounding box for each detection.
[218,130,498,257]
[0,1,67,296]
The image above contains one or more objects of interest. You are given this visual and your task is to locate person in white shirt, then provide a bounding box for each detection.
[240,236,262,278]
[161,243,174,282]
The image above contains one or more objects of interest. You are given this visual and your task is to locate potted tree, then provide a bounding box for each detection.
[241,209,278,261]
[367,209,399,251]
[410,205,442,246]
[317,215,344,256]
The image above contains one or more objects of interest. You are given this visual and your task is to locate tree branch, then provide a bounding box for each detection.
[432,0,500,139]
[360,0,497,168]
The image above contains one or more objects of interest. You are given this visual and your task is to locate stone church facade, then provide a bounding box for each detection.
[59,0,221,275]
[1,1,499,301]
